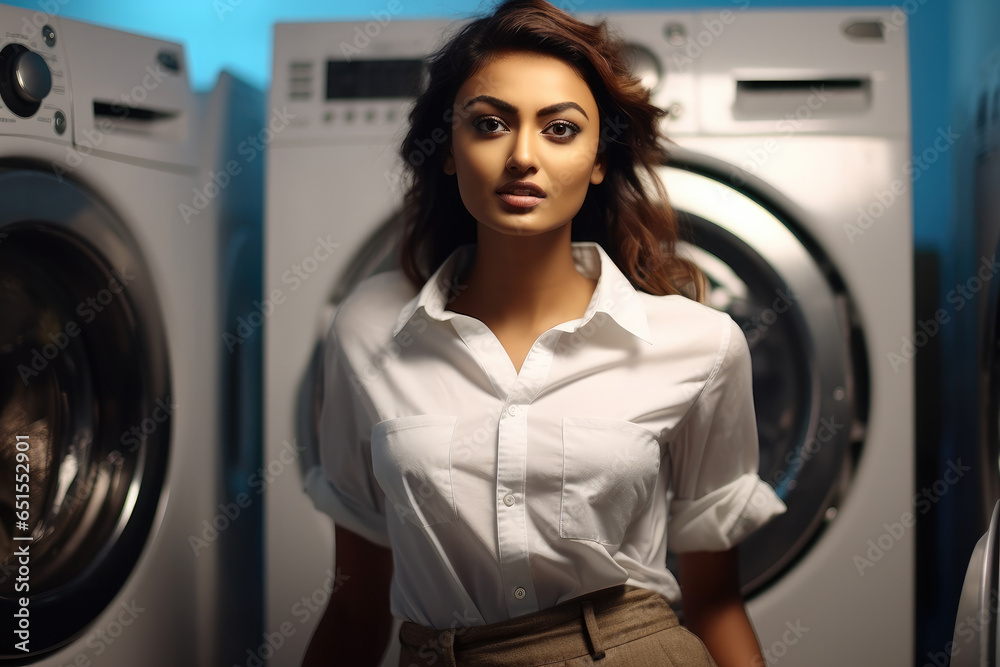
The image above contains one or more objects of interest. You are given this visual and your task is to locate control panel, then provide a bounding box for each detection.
[0,10,70,139]
[269,15,701,145]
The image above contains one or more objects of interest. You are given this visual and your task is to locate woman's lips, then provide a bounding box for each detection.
[496,181,546,209]
[497,192,545,209]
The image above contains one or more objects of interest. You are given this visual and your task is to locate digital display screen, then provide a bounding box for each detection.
[325,60,425,100]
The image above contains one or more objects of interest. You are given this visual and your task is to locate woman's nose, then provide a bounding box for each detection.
[506,131,538,174]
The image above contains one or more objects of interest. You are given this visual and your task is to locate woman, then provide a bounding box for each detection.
[304,0,786,664]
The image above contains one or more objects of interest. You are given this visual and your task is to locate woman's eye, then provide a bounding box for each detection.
[545,121,580,140]
[473,116,506,134]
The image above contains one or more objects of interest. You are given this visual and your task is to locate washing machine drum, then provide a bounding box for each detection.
[0,169,170,657]
[304,163,863,598]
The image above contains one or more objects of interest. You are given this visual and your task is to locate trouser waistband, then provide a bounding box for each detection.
[398,584,679,666]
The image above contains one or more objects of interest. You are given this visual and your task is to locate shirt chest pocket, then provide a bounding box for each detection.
[560,416,662,547]
[371,414,459,528]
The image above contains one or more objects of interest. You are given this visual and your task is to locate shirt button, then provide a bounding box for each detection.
[514,587,526,599]
[507,405,518,416]
[503,494,515,507]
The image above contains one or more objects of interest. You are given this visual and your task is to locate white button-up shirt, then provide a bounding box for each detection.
[317,241,786,629]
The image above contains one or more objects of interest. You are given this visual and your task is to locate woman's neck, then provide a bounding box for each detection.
[446,223,597,329]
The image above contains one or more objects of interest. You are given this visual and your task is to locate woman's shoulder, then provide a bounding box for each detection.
[330,269,418,345]
[636,292,748,362]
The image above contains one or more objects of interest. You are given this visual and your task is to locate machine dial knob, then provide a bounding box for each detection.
[0,44,52,117]
[623,43,662,92]
[13,50,52,103]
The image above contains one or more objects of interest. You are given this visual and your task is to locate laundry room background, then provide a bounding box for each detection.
[3,0,996,664]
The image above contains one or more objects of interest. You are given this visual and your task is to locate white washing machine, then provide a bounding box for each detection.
[0,7,263,666]
[266,9,912,666]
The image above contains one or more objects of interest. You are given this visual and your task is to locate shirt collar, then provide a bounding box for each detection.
[392,241,652,345]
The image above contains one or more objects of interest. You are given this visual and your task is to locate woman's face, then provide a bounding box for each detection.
[444,50,605,237]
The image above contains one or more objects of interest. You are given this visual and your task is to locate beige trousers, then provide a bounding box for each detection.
[397,584,718,666]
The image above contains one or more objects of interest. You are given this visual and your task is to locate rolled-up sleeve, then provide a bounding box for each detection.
[667,317,786,553]
[314,314,391,547]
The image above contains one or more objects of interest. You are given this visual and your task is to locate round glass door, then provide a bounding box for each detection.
[0,169,170,659]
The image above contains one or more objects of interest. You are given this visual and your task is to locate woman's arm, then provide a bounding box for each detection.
[301,524,394,667]
[678,546,765,667]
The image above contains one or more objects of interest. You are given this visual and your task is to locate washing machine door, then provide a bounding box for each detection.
[0,169,170,658]
[299,159,862,597]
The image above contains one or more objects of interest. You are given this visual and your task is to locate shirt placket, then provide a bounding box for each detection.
[448,316,560,618]
[495,329,560,617]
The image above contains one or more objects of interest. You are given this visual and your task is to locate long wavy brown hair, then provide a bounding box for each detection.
[398,0,706,301]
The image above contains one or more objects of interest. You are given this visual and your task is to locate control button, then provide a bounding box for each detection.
[513,587,526,600]
[843,21,885,41]
[344,109,355,122]
[14,50,52,103]
[157,50,181,73]
[53,110,66,135]
[324,110,334,124]
[386,108,396,122]
[0,44,51,117]
[365,109,376,123]
[664,23,687,46]
[507,405,518,417]
[42,25,56,48]
[503,494,515,507]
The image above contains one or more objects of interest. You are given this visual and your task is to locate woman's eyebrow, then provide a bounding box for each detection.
[462,95,590,120]
[538,101,589,120]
